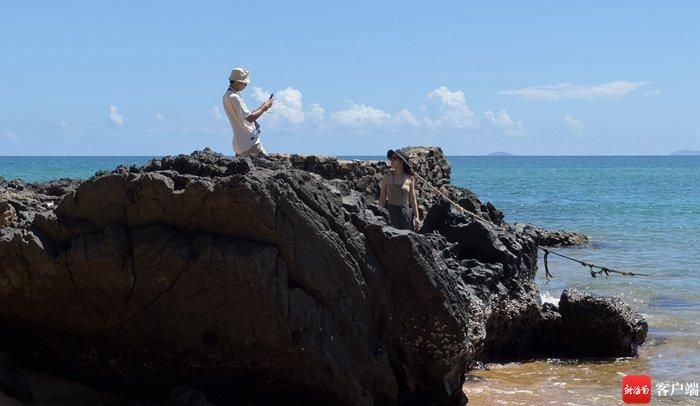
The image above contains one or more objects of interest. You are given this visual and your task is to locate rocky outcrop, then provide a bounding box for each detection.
[272,147,507,226]
[0,352,33,403]
[513,223,589,247]
[0,148,643,404]
[0,178,77,228]
[0,202,12,229]
[535,289,649,358]
[272,147,588,244]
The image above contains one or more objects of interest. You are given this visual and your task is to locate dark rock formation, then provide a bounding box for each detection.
[513,222,589,247]
[419,198,544,361]
[272,147,506,225]
[0,177,78,228]
[534,289,649,358]
[0,147,644,405]
[170,386,214,406]
[272,147,588,244]
[0,352,33,402]
[421,199,536,279]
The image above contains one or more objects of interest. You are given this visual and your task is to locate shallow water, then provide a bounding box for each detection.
[451,156,700,405]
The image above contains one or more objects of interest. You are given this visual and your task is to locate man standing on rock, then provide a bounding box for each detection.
[223,68,274,156]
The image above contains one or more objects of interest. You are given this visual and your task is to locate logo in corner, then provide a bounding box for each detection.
[622,375,652,404]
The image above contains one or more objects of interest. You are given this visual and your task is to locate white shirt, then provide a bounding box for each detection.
[222,89,260,154]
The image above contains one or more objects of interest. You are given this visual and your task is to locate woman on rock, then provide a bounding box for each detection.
[378,149,421,231]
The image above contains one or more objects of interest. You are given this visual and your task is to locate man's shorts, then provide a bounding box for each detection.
[237,143,267,157]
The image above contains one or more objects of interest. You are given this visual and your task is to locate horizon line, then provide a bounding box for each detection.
[0,154,698,158]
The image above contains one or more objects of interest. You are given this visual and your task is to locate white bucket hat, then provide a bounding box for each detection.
[229,67,250,83]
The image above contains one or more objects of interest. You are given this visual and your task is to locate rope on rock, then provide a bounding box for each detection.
[412,173,490,222]
[539,247,650,277]
[412,173,466,213]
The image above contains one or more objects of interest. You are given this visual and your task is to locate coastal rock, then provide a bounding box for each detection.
[553,288,648,357]
[514,222,589,247]
[533,289,648,358]
[0,147,642,404]
[0,202,15,228]
[272,147,595,239]
[0,178,78,226]
[421,198,536,277]
[0,352,33,403]
[271,146,507,226]
[2,151,475,405]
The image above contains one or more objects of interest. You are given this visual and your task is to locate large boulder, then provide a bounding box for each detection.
[535,289,648,357]
[1,150,481,405]
[0,148,645,404]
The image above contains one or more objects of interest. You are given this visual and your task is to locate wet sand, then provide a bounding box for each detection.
[463,331,700,405]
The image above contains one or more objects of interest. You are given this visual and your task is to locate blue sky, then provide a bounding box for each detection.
[1,1,698,156]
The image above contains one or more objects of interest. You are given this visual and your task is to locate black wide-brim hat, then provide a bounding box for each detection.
[386,148,412,171]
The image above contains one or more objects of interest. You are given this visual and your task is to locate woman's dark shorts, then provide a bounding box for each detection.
[385,204,414,231]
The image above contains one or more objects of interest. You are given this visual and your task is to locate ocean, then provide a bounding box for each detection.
[1,155,699,404]
[449,156,700,405]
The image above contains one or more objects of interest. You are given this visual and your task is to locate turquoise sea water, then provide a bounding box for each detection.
[1,155,699,403]
[449,156,699,404]
[0,156,158,182]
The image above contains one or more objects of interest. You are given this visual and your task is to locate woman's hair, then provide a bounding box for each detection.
[389,150,413,175]
[390,153,413,175]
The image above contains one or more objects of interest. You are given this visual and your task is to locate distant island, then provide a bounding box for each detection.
[487,151,514,156]
[670,149,700,156]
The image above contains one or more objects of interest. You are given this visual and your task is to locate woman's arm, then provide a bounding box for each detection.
[410,176,420,228]
[378,174,387,206]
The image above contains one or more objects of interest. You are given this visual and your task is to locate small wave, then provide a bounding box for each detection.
[648,296,697,309]
[541,291,560,306]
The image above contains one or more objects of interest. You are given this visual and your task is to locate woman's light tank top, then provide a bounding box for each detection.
[386,172,410,206]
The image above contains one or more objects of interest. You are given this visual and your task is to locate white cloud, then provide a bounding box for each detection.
[331,102,391,127]
[484,109,525,137]
[396,109,420,127]
[155,113,167,123]
[307,103,325,123]
[643,89,661,98]
[500,81,649,101]
[253,86,306,125]
[209,85,518,136]
[564,115,584,134]
[329,102,428,130]
[239,85,480,132]
[109,105,125,126]
[210,105,223,121]
[425,86,478,128]
[5,131,17,139]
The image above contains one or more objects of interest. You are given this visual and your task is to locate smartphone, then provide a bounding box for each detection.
[269,93,274,100]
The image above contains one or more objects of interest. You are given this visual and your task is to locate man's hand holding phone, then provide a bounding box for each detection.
[263,94,274,111]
